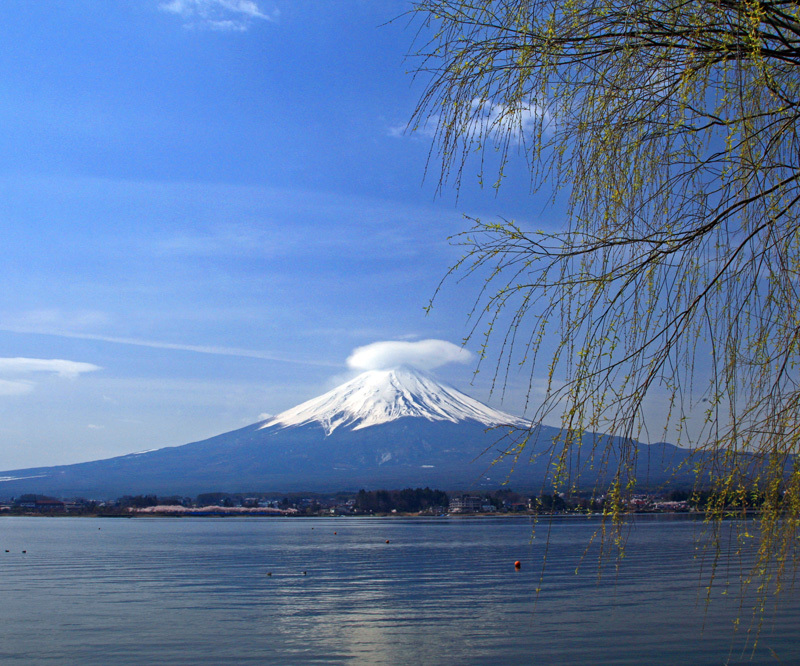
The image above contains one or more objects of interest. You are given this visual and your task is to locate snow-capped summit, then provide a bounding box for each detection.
[259,365,528,435]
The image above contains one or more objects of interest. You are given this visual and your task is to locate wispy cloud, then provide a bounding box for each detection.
[0,357,101,397]
[154,223,289,258]
[470,98,550,137]
[160,0,278,31]
[393,98,552,141]
[0,357,101,378]
[3,309,111,331]
[0,378,35,396]
[0,326,340,368]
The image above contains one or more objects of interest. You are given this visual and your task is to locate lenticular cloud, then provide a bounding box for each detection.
[346,339,471,372]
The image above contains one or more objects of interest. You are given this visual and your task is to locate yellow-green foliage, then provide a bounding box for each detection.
[411,0,800,618]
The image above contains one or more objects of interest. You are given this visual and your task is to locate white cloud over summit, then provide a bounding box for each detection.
[347,339,471,372]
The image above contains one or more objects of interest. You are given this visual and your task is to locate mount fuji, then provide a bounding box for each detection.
[0,366,692,498]
[260,366,529,434]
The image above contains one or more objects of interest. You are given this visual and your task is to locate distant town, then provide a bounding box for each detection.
[0,487,724,517]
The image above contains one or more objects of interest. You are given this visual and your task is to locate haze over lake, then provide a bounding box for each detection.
[2,515,797,665]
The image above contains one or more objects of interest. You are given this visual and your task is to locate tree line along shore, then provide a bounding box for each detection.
[0,486,769,517]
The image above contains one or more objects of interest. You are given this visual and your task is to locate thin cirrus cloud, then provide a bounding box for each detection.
[0,357,101,396]
[347,339,472,372]
[159,0,278,31]
[0,326,340,368]
[3,308,111,331]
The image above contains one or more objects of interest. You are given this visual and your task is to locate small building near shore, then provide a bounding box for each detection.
[34,497,65,511]
[448,495,485,513]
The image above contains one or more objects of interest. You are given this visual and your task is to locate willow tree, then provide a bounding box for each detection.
[410,0,800,602]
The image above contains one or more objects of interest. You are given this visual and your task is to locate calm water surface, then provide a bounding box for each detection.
[0,515,797,665]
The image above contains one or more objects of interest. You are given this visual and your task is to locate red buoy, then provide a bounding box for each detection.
[514,560,521,569]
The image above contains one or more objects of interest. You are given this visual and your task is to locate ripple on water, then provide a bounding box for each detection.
[0,515,796,665]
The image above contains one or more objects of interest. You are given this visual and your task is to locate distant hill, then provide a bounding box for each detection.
[0,366,696,499]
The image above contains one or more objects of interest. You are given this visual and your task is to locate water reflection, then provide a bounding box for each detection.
[0,515,797,664]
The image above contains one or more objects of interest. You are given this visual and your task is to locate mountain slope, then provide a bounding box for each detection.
[0,366,696,498]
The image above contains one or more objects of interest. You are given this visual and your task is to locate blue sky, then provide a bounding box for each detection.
[0,0,563,469]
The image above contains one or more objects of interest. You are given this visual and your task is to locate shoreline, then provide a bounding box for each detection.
[0,509,722,520]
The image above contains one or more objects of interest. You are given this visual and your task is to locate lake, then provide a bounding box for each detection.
[0,515,797,664]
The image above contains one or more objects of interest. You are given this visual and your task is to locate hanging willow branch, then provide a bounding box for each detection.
[411,0,800,613]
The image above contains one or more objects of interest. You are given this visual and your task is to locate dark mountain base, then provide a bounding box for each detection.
[0,419,696,499]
